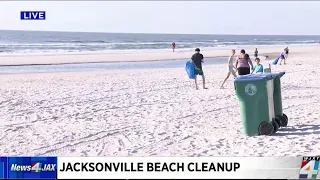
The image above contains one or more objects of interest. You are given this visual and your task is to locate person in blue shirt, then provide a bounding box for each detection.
[252,58,264,73]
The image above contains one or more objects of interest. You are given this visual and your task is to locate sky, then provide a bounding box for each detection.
[0,1,319,35]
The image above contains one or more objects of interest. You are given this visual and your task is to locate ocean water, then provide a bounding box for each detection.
[0,57,230,74]
[0,30,320,55]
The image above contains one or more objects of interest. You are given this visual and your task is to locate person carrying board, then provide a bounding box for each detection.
[191,48,207,90]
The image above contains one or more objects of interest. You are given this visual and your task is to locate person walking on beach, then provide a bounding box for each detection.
[279,48,287,65]
[235,49,253,76]
[172,42,176,52]
[220,49,237,89]
[254,48,258,58]
[191,48,207,90]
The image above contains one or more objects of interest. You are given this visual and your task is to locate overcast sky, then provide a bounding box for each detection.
[0,1,319,35]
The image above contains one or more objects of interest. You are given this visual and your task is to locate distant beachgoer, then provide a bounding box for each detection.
[172,42,176,52]
[235,50,253,76]
[265,55,269,60]
[220,49,237,89]
[254,48,258,58]
[191,48,207,90]
[279,48,287,65]
[252,58,264,73]
[285,46,289,58]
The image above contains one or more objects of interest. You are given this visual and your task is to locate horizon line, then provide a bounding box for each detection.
[1,29,320,36]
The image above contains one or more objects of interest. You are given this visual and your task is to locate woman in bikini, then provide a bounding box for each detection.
[235,49,253,76]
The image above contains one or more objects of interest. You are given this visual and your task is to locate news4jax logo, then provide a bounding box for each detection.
[299,156,320,179]
[11,162,56,172]
[20,11,46,20]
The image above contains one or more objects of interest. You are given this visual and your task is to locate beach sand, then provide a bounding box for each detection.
[0,45,320,156]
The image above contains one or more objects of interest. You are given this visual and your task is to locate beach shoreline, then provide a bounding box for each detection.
[0,45,318,66]
[0,45,320,156]
[0,56,229,67]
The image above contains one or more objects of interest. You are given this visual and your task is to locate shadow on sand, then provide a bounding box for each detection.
[275,125,320,136]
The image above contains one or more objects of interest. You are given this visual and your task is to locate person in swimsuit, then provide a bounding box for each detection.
[191,48,207,90]
[279,48,287,65]
[235,49,253,76]
[220,49,237,89]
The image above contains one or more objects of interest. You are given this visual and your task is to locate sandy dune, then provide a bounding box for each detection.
[0,47,320,156]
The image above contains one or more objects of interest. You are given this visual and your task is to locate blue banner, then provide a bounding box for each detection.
[0,156,57,179]
[20,11,46,20]
[0,157,8,179]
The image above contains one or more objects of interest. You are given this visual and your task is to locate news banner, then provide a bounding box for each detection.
[0,156,319,179]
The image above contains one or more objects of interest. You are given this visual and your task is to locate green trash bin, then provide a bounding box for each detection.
[234,74,279,136]
[271,72,288,127]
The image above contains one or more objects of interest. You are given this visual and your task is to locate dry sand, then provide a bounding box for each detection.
[0,45,319,156]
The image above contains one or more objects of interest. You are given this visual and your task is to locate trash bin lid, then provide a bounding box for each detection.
[234,73,275,82]
[259,71,285,77]
[271,71,285,77]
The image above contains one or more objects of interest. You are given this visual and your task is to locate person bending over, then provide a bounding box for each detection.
[279,49,287,65]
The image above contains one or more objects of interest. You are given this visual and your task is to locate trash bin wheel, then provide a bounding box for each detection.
[275,117,282,127]
[259,122,274,136]
[281,113,288,127]
[272,120,280,133]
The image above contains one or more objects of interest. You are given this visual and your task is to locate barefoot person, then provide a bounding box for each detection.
[220,49,237,88]
[171,42,176,52]
[279,48,287,65]
[191,48,207,90]
[235,49,253,76]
